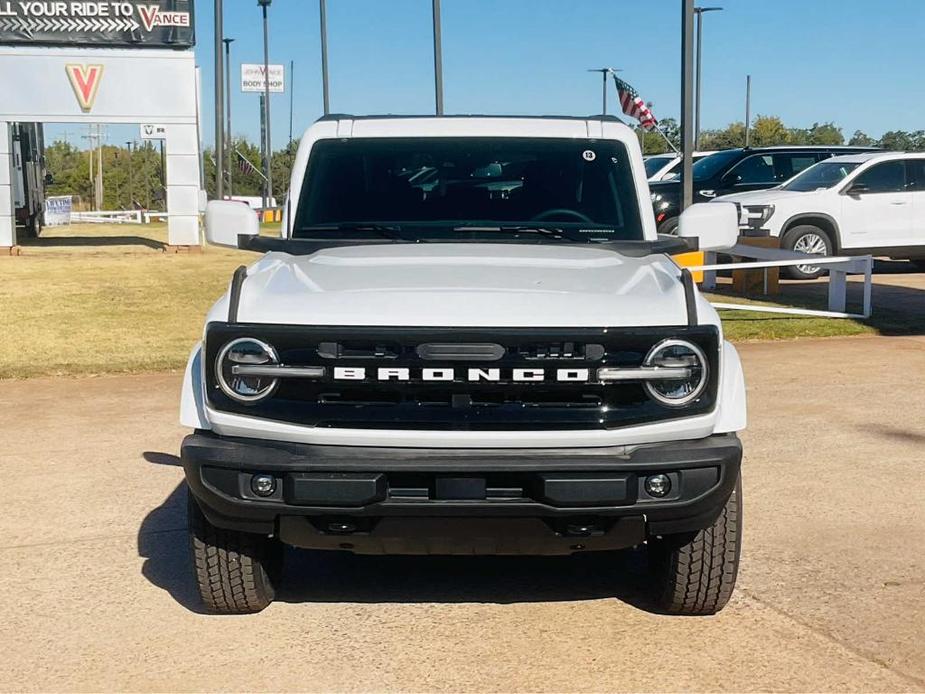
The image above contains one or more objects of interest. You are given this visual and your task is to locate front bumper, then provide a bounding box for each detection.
[182,431,742,555]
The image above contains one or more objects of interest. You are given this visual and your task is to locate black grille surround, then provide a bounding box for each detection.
[204,323,721,431]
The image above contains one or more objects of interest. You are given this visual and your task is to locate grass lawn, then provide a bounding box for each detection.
[0,222,878,379]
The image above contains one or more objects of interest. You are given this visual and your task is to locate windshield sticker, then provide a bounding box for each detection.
[582,150,596,162]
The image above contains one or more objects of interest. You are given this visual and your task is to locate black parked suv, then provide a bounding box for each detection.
[649,146,880,234]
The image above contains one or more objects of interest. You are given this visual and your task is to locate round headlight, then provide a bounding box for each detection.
[643,339,708,407]
[216,337,279,403]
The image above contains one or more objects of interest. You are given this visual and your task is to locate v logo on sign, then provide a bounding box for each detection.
[65,64,104,113]
[137,4,160,32]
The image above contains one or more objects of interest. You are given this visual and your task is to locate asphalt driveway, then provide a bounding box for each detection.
[1,336,923,692]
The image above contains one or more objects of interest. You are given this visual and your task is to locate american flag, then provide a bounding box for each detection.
[613,76,658,131]
[234,149,261,177]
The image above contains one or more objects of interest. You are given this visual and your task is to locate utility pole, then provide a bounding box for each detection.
[125,141,133,209]
[694,6,723,149]
[214,0,224,199]
[744,74,752,148]
[223,37,235,196]
[432,0,444,115]
[82,127,97,208]
[258,0,273,208]
[587,68,619,115]
[681,0,695,212]
[319,0,330,115]
[94,124,104,210]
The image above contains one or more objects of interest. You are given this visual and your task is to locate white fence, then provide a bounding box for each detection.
[694,244,873,319]
[70,210,143,225]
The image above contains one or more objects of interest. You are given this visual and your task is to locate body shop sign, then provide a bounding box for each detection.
[0,1,195,48]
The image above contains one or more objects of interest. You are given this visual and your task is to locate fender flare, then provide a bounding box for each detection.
[780,212,841,252]
[179,342,210,430]
[714,340,747,433]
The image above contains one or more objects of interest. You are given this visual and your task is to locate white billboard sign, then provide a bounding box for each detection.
[45,196,73,226]
[139,123,167,140]
[241,63,284,93]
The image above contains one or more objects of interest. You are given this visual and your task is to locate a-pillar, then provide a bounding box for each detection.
[0,121,17,255]
[164,122,202,251]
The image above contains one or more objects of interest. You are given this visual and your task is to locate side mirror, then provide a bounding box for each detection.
[677,202,739,252]
[44,172,55,185]
[204,200,259,249]
[722,172,742,186]
[845,182,869,197]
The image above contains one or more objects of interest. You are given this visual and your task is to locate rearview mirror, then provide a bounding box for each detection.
[677,202,739,252]
[204,200,259,249]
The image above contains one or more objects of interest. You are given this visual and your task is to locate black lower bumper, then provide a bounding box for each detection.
[182,431,741,555]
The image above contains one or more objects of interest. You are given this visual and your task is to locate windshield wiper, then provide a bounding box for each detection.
[298,223,410,241]
[451,224,591,243]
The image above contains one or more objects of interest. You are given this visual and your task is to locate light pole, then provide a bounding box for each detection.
[744,74,752,147]
[319,0,330,115]
[258,0,273,210]
[214,0,224,199]
[125,140,133,209]
[432,0,443,115]
[587,67,619,115]
[681,0,695,212]
[694,6,722,149]
[223,37,235,196]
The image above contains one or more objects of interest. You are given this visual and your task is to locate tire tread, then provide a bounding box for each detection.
[652,475,742,615]
[188,494,280,614]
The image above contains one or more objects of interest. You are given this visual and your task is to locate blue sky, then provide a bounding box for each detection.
[55,0,925,149]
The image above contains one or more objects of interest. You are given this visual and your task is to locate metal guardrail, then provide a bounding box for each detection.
[693,243,873,319]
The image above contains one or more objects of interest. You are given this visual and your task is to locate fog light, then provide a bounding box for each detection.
[251,474,276,497]
[645,474,671,498]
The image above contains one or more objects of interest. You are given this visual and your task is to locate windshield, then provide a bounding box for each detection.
[781,161,861,192]
[691,149,742,181]
[644,155,676,177]
[294,137,644,241]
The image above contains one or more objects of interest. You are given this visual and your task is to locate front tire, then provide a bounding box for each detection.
[648,474,742,615]
[782,225,832,280]
[188,492,282,614]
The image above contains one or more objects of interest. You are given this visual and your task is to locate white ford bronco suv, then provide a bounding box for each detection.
[181,115,747,615]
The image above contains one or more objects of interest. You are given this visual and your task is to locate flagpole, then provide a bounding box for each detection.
[234,148,269,184]
[655,125,680,154]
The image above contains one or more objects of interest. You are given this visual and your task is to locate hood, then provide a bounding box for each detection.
[228,243,692,328]
[715,189,812,204]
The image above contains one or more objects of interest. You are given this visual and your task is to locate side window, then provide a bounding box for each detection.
[852,161,906,193]
[773,154,818,181]
[905,160,925,192]
[727,154,775,185]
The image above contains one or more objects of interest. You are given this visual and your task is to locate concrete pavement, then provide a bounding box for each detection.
[1,336,923,692]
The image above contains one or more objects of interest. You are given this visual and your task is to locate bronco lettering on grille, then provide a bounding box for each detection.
[332,367,592,382]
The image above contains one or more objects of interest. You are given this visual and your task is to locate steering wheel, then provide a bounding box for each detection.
[531,208,593,223]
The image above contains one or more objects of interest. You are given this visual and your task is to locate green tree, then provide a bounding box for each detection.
[849,130,876,146]
[699,121,747,150]
[800,122,844,145]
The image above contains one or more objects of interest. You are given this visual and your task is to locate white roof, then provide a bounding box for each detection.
[828,151,925,164]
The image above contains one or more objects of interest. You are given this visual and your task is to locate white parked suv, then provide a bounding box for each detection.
[181,114,747,615]
[716,152,925,279]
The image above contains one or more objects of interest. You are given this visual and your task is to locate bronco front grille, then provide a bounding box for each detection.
[204,324,720,431]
